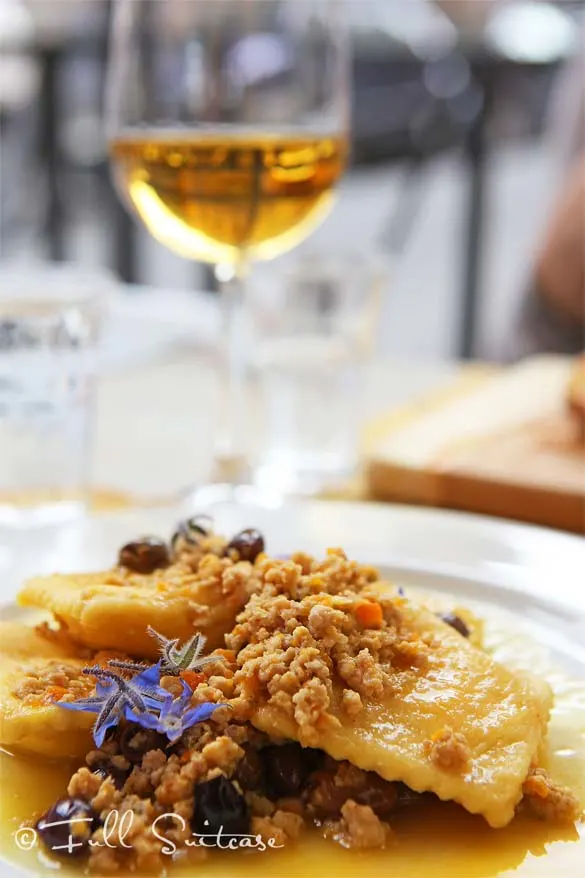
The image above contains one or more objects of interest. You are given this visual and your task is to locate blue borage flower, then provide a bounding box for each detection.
[55,628,224,747]
[126,679,223,744]
[56,665,167,747]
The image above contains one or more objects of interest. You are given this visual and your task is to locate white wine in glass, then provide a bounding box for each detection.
[107,0,350,484]
[110,132,347,264]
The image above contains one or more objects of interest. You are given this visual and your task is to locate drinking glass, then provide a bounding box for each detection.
[106,0,350,483]
[249,252,383,495]
[0,265,106,528]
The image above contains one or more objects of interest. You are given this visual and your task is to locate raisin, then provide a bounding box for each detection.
[91,760,128,790]
[192,775,249,840]
[233,747,264,791]
[354,776,398,817]
[118,724,168,764]
[262,742,313,798]
[118,537,170,573]
[395,782,425,807]
[308,766,397,819]
[226,529,265,563]
[37,798,97,856]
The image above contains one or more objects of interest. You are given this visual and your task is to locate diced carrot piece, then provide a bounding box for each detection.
[354,601,384,629]
[524,775,550,800]
[45,685,67,700]
[244,675,261,697]
[180,670,204,690]
[213,649,236,663]
[431,728,447,743]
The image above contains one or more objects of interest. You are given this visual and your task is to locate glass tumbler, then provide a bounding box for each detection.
[248,252,383,496]
[0,264,108,527]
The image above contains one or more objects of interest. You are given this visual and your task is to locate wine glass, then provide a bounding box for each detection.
[106,0,350,487]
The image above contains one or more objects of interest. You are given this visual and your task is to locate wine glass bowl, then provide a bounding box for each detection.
[109,132,347,265]
[106,0,350,477]
[107,0,349,267]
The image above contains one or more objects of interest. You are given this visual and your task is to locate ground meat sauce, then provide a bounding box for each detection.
[522,768,582,823]
[25,540,582,873]
[14,664,96,706]
[67,719,403,873]
[425,727,471,772]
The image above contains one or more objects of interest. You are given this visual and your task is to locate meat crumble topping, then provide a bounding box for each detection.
[425,727,471,772]
[225,551,427,747]
[14,663,95,706]
[522,768,582,823]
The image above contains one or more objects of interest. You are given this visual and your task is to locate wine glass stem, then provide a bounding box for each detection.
[214,258,249,482]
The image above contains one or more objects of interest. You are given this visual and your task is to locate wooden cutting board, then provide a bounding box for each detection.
[365,357,585,534]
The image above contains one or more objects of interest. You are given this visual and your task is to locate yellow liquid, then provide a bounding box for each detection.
[1,603,583,878]
[109,132,347,264]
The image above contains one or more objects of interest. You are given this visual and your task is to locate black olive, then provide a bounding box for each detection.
[226,528,265,563]
[91,760,129,791]
[439,612,470,638]
[262,742,312,798]
[192,775,249,840]
[37,798,97,857]
[118,537,170,574]
[171,515,213,550]
[118,724,168,764]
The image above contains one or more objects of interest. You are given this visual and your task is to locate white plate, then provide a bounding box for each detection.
[1,500,584,877]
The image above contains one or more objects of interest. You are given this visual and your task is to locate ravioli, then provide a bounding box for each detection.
[18,558,254,659]
[248,598,553,828]
[0,623,93,758]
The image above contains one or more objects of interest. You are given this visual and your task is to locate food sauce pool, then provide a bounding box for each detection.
[1,601,584,878]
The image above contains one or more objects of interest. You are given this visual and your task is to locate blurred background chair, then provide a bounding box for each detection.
[1,0,583,359]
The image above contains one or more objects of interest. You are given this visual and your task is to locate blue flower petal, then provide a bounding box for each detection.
[93,713,120,748]
[167,679,194,714]
[54,697,104,714]
[164,724,184,745]
[158,695,185,721]
[178,678,193,698]
[124,705,160,729]
[96,680,115,698]
[133,661,162,690]
[142,691,171,710]
[182,702,226,728]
